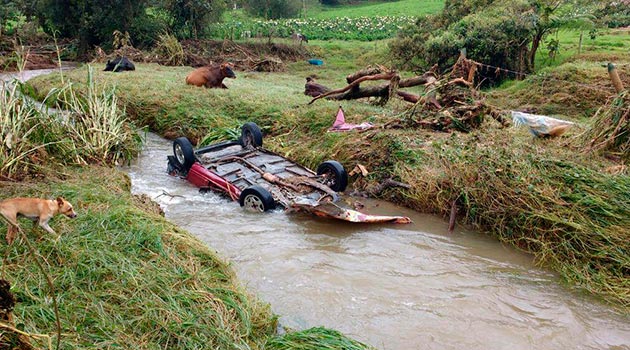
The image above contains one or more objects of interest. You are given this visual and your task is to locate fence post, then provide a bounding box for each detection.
[608,63,625,93]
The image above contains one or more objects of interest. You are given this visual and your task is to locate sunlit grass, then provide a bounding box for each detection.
[304,0,444,19]
[535,28,630,70]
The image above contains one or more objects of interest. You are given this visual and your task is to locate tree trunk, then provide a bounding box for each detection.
[529,32,544,70]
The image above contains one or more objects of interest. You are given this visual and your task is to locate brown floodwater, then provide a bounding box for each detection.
[125,132,630,350]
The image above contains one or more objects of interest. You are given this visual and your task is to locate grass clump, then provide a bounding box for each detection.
[49,66,142,165]
[154,33,185,66]
[0,80,45,179]
[265,327,375,350]
[581,91,630,162]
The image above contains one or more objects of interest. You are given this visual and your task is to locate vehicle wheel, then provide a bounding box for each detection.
[239,185,276,212]
[172,137,196,171]
[317,160,348,192]
[240,122,263,148]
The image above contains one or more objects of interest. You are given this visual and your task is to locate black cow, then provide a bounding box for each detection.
[104,57,135,72]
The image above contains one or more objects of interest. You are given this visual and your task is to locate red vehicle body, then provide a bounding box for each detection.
[167,123,411,224]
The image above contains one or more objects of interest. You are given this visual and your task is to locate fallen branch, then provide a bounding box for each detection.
[308,72,397,104]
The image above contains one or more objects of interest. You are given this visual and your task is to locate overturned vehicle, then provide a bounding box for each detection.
[167,122,411,224]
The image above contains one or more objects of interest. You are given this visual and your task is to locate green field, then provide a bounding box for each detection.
[304,0,444,19]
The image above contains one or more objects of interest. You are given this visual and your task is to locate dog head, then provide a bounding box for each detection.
[56,197,77,218]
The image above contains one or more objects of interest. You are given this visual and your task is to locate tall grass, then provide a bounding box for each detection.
[581,91,630,161]
[154,32,185,66]
[0,80,46,178]
[1,66,142,180]
[49,66,142,165]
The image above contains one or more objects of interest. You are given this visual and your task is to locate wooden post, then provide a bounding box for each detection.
[608,63,625,93]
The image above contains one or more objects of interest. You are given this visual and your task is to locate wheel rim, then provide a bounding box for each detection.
[243,194,265,212]
[174,144,186,165]
[243,131,254,148]
[321,168,337,188]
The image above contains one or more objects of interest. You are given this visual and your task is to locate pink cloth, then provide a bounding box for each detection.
[328,107,374,132]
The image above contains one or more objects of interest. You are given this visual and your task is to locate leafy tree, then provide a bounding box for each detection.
[526,0,594,69]
[35,0,153,54]
[243,0,300,19]
[165,0,227,39]
[0,0,19,36]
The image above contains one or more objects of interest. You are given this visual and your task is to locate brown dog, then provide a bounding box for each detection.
[185,62,236,89]
[0,197,77,244]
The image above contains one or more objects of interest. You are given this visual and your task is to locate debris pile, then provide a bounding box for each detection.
[91,40,307,72]
[306,52,509,132]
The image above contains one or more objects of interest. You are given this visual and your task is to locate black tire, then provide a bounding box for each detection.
[239,185,276,212]
[173,137,196,171]
[240,122,263,148]
[317,160,348,192]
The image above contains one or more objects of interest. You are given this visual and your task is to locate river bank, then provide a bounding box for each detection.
[26,53,630,308]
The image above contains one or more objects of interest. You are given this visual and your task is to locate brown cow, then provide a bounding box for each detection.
[185,62,236,89]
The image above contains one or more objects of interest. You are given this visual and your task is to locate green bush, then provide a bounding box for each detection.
[390,0,536,80]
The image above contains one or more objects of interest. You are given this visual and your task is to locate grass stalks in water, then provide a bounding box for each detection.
[265,327,375,350]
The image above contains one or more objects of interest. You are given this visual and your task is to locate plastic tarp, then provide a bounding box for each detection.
[511,111,575,137]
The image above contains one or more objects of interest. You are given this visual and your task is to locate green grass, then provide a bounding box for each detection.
[222,0,444,20]
[0,163,376,349]
[304,0,444,19]
[215,0,444,41]
[535,28,630,70]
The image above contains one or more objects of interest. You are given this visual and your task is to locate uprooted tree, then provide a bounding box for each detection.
[305,51,509,132]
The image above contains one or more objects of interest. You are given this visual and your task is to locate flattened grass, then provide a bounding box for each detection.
[0,166,276,349]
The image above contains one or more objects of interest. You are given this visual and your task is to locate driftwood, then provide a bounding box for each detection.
[306,64,443,105]
[351,178,411,198]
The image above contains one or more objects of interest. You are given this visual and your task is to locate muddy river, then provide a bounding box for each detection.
[124,132,629,350]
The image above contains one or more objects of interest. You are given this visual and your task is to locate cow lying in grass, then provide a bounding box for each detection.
[185,63,236,89]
